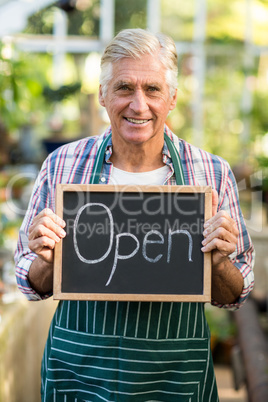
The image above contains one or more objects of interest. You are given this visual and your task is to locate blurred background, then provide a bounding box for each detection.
[0,0,267,401]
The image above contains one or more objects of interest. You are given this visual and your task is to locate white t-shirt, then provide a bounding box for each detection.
[110,165,170,185]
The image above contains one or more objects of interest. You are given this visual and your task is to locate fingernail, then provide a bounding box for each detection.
[60,229,66,237]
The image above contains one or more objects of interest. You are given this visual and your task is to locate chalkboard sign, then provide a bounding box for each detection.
[54,184,212,302]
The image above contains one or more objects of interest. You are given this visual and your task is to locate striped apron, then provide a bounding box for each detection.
[41,134,219,402]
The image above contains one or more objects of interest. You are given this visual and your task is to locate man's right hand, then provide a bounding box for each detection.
[28,208,66,263]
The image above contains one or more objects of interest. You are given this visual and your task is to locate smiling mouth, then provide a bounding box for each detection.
[125,117,150,124]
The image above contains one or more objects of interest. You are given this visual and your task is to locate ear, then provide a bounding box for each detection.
[169,88,177,111]
[99,85,105,107]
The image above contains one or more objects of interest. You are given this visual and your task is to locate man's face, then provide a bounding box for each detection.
[99,53,177,148]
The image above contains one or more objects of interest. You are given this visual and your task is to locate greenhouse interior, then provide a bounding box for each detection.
[0,0,268,401]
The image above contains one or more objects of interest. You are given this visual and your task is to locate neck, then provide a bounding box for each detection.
[110,138,164,173]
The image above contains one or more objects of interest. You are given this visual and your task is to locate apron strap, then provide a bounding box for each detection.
[89,134,111,184]
[90,132,185,185]
[164,132,185,185]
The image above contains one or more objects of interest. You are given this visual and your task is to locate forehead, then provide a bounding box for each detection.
[110,54,167,84]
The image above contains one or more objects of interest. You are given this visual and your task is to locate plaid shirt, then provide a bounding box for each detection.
[15,124,254,309]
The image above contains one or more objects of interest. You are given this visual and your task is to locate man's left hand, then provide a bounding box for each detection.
[201,190,239,268]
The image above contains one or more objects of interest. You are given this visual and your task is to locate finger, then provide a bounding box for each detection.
[201,237,237,255]
[28,236,56,254]
[202,226,238,249]
[204,211,238,236]
[28,239,55,264]
[204,210,232,227]
[212,189,218,217]
[203,219,239,239]
[28,225,63,243]
[29,216,66,240]
[32,208,65,228]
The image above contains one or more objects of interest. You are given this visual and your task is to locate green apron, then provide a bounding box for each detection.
[41,134,219,402]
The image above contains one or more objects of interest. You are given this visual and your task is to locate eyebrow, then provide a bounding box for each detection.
[113,80,163,91]
[113,81,131,90]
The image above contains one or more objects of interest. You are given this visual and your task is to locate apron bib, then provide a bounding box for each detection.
[41,132,219,402]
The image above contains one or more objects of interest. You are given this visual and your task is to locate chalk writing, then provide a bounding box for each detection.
[73,203,114,264]
[142,230,164,263]
[106,233,140,286]
[167,229,193,263]
[73,202,193,287]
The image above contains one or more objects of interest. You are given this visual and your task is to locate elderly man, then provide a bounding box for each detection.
[15,29,254,401]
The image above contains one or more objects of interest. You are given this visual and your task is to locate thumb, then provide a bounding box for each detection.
[212,189,219,217]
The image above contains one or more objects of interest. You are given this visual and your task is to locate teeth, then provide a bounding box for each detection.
[126,118,149,124]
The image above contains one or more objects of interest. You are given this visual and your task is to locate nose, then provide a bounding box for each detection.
[129,90,149,113]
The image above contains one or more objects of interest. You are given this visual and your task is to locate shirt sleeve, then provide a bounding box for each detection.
[211,165,255,310]
[14,157,53,301]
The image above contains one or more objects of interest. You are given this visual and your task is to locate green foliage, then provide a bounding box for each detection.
[257,156,268,168]
[252,92,268,135]
[22,0,268,45]
[23,6,55,35]
[161,0,268,46]
[23,0,147,37]
[0,46,50,131]
[170,53,245,164]
[206,0,244,44]
[43,83,81,102]
[205,306,237,341]
[67,1,100,36]
[114,0,146,33]
[256,156,268,191]
[24,2,100,37]
[161,0,195,42]
[169,48,268,166]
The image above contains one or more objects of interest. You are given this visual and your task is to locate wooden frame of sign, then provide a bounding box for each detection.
[53,184,212,302]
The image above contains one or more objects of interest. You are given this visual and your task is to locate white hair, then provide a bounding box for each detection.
[99,28,178,98]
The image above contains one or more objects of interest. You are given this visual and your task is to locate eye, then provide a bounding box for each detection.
[117,84,132,92]
[147,86,160,93]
